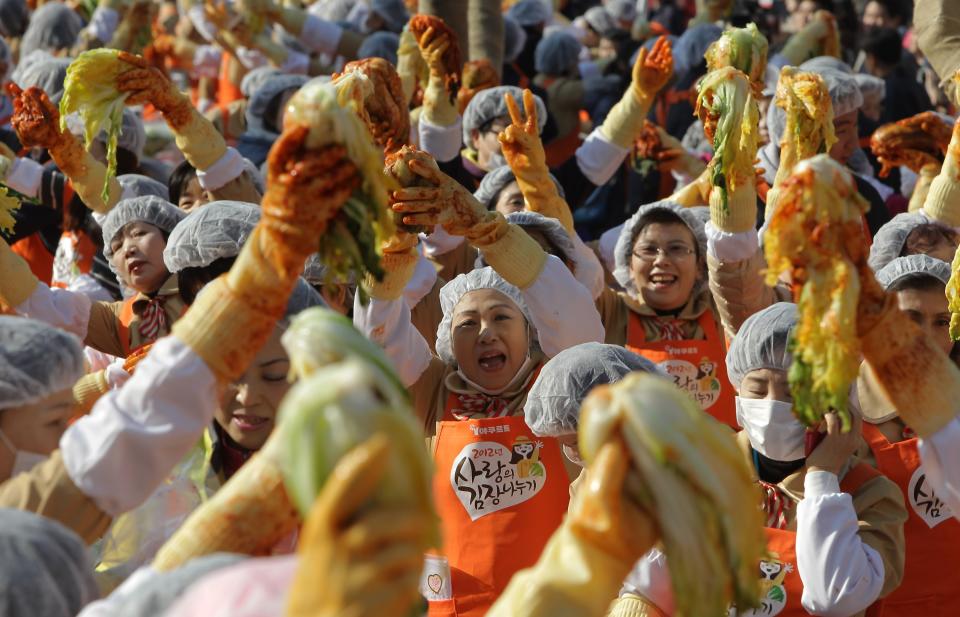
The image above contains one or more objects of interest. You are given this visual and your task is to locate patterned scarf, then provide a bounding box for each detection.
[138,296,169,342]
[758,480,792,530]
[453,393,511,420]
[653,317,687,341]
[445,357,540,421]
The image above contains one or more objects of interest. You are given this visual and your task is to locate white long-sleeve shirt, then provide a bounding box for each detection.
[355,255,606,388]
[919,417,960,520]
[61,336,218,517]
[620,471,885,616]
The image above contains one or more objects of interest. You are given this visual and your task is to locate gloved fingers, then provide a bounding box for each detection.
[522,88,539,134]
[5,83,21,99]
[116,70,163,93]
[398,212,442,228]
[632,45,650,80]
[407,157,446,185]
[267,126,314,179]
[504,91,524,129]
[341,510,426,555]
[117,50,151,70]
[285,152,359,191]
[391,185,443,203]
[312,434,392,531]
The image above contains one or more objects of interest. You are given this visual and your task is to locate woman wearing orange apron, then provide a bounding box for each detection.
[599,201,738,428]
[856,254,960,615]
[356,184,605,615]
[607,303,907,617]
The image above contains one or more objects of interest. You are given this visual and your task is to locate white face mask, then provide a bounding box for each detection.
[735,397,806,462]
[0,428,48,476]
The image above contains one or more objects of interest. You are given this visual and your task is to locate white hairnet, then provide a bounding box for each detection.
[0,316,84,410]
[473,164,565,208]
[854,73,885,107]
[102,196,186,259]
[286,277,326,317]
[584,6,616,35]
[0,509,99,617]
[370,0,408,32]
[535,31,582,76]
[118,174,169,201]
[240,66,282,99]
[436,267,537,365]
[462,86,547,147]
[308,0,352,21]
[799,55,853,74]
[606,0,636,23]
[13,57,70,103]
[474,211,575,268]
[524,342,659,436]
[725,302,797,388]
[163,201,261,272]
[818,68,863,117]
[613,202,709,297]
[19,2,83,59]
[876,254,952,290]
[503,15,528,63]
[867,211,931,272]
[0,0,29,38]
[507,0,552,26]
[358,30,400,65]
[109,554,244,617]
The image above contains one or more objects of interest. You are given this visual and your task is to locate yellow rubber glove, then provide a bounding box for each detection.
[172,128,359,381]
[8,84,122,213]
[499,89,575,234]
[397,26,429,107]
[115,52,227,171]
[669,167,712,207]
[366,233,419,300]
[601,36,673,149]
[856,257,960,438]
[0,237,39,308]
[416,23,460,127]
[286,434,426,617]
[779,10,840,66]
[488,440,655,617]
[607,594,669,617]
[910,162,940,212]
[923,105,960,226]
[391,156,548,289]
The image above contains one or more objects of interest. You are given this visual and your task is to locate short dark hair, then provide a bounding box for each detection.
[903,223,960,255]
[865,0,907,22]
[861,26,902,67]
[636,208,701,261]
[177,256,235,305]
[167,160,198,206]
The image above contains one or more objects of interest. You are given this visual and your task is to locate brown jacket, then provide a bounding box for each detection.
[915,0,960,106]
[707,250,792,340]
[597,285,718,346]
[0,451,111,544]
[85,275,185,358]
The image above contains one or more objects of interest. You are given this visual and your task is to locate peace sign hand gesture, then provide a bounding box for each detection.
[498,89,545,173]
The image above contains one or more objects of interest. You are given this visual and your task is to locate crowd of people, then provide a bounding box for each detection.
[1,0,960,615]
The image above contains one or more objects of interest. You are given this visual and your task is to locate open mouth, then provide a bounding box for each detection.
[231,413,270,432]
[649,272,678,289]
[477,351,507,372]
[127,260,147,276]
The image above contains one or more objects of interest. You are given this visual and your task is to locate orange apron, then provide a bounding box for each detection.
[425,391,570,617]
[51,230,96,289]
[626,310,737,428]
[863,423,959,616]
[217,53,245,111]
[116,297,184,357]
[737,464,885,617]
[11,234,54,285]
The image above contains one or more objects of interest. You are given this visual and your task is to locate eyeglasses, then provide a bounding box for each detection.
[632,244,696,262]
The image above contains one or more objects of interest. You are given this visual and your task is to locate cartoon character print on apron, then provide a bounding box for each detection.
[731,464,885,617]
[863,423,959,615]
[423,393,570,617]
[626,309,737,429]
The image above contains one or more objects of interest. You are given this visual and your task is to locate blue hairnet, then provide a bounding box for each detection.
[606,0,637,23]
[102,196,186,259]
[0,509,99,617]
[245,73,309,134]
[20,2,83,59]
[535,31,582,76]
[370,0,408,32]
[357,30,400,65]
[508,0,552,26]
[525,342,658,436]
[725,302,798,388]
[584,6,616,36]
[240,67,282,99]
[673,23,722,78]
[0,316,84,410]
[503,15,528,63]
[613,202,709,298]
[0,0,28,38]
